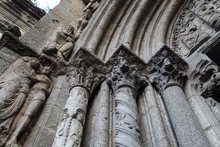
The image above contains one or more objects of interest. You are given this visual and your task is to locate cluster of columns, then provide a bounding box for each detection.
[52,46,211,147]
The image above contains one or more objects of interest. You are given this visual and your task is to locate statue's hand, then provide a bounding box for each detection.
[34,74,51,84]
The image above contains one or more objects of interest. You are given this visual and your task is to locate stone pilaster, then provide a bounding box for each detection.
[147,46,210,147]
[52,48,105,147]
[106,46,147,147]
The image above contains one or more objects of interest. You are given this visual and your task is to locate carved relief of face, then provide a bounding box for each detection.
[64,25,74,35]
[40,65,51,76]
[76,111,84,123]
[162,58,173,72]
[29,59,40,70]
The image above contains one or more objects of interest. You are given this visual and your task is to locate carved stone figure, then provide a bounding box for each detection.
[75,9,92,40]
[201,71,220,99]
[179,23,210,50]
[192,0,220,31]
[5,66,52,147]
[0,57,52,147]
[171,0,217,56]
[199,66,220,122]
[66,109,84,147]
[149,58,186,91]
[43,25,75,61]
[75,0,100,39]
[4,25,21,37]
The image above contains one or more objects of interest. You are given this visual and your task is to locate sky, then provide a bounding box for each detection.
[32,0,61,12]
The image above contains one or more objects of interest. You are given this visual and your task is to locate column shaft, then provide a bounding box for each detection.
[114,87,141,147]
[162,86,209,147]
[52,87,89,147]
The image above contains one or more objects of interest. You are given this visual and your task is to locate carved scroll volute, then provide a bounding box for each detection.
[52,48,105,147]
[106,45,148,147]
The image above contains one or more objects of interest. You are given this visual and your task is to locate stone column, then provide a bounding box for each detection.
[107,48,147,147]
[149,58,210,147]
[52,49,105,147]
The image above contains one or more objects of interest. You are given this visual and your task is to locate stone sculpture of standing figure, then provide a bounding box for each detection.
[66,109,84,147]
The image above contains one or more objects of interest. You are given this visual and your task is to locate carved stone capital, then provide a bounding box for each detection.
[67,48,105,94]
[106,45,148,93]
[147,46,188,91]
[198,63,220,100]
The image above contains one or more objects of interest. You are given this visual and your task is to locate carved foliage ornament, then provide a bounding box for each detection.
[67,48,105,94]
[147,46,188,91]
[106,45,148,93]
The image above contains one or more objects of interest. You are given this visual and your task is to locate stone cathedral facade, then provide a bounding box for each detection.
[0,0,220,147]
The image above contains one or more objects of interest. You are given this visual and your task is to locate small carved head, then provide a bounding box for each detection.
[162,58,173,73]
[75,109,85,123]
[64,25,75,35]
[23,56,40,70]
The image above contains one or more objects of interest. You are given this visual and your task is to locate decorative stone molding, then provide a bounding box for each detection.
[186,59,220,146]
[0,31,37,56]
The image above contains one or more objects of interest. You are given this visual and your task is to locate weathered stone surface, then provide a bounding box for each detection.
[0,56,53,147]
[1,0,220,146]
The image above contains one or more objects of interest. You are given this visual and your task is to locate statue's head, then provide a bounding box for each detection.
[162,58,173,72]
[64,25,75,35]
[76,109,85,123]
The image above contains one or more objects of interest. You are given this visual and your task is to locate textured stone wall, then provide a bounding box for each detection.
[1,0,220,147]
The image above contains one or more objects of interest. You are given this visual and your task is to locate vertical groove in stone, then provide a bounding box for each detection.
[97,0,135,60]
[155,91,178,147]
[188,95,220,147]
[75,0,127,53]
[102,0,137,60]
[122,0,153,50]
[81,81,110,147]
[163,86,210,147]
[138,92,155,147]
[142,84,177,147]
